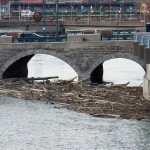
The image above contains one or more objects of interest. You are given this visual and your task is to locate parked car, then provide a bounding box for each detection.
[18,32,44,42]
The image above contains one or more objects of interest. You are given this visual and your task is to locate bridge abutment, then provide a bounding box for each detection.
[142,46,150,100]
[143,64,150,100]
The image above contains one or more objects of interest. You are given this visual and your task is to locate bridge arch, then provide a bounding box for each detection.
[0,49,80,79]
[88,53,145,81]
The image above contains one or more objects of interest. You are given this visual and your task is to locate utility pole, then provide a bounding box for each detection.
[42,0,46,38]
[56,0,59,41]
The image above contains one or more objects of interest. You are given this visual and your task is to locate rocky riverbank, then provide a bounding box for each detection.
[0,79,149,121]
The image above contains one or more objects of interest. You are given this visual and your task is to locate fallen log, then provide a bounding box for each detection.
[58,76,78,84]
[110,82,130,87]
[67,76,78,83]
[1,76,59,82]
[92,113,120,118]
[0,89,21,94]
[77,77,90,84]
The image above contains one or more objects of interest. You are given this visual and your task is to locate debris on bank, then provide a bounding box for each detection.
[0,78,150,121]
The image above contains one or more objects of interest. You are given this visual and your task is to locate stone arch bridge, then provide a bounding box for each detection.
[0,34,144,83]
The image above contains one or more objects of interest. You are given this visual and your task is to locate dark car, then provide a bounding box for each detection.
[18,32,45,42]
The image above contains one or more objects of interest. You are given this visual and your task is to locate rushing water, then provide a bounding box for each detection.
[0,54,148,149]
[0,96,150,150]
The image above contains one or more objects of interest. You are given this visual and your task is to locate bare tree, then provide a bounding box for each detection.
[147,0,150,13]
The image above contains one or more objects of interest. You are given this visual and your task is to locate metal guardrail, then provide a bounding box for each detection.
[101,34,133,40]
[136,33,150,43]
[148,40,150,48]
[112,29,136,34]
[101,29,135,40]
[12,36,67,43]
[141,36,150,45]
[134,33,150,47]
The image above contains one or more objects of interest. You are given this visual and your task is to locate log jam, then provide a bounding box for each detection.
[0,79,149,121]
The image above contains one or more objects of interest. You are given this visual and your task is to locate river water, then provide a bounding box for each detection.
[0,54,148,150]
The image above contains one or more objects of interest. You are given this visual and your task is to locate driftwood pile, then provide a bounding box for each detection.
[0,78,150,121]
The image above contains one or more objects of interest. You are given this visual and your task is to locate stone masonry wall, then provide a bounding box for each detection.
[0,35,143,79]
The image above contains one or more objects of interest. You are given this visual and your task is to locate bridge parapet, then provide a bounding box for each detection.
[67,34,101,42]
[63,21,144,27]
[0,38,135,79]
[9,34,102,44]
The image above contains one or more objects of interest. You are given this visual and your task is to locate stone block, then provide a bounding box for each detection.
[0,36,13,43]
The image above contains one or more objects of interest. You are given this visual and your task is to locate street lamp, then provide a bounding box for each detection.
[99,5,102,21]
[62,10,67,23]
[42,0,46,38]
[118,10,121,21]
[0,3,1,20]
[116,10,121,22]
[56,0,59,41]
[8,1,10,20]
[144,11,149,25]
[18,4,21,20]
[88,10,93,25]
[70,7,72,21]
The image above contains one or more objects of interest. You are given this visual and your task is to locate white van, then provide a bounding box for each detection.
[21,10,34,17]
